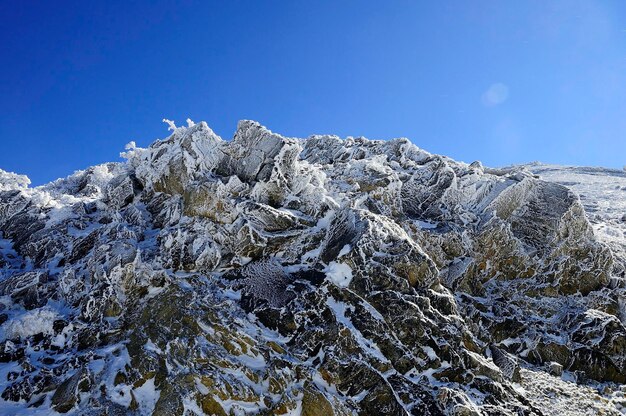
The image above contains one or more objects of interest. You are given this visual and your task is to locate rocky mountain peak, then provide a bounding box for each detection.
[0,121,625,415]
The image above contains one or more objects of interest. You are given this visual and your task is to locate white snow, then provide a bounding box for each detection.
[144,339,163,354]
[324,261,353,288]
[325,296,388,363]
[0,169,30,191]
[162,118,178,131]
[519,367,624,415]
[133,377,160,415]
[1,308,59,341]
[417,220,438,229]
[422,346,438,361]
[337,244,351,258]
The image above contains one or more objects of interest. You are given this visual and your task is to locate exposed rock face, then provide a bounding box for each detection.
[0,121,625,415]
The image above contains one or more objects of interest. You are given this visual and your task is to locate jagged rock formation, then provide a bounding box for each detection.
[0,120,625,415]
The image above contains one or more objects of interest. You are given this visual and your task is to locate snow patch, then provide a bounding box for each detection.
[133,377,160,415]
[324,261,353,288]
[1,308,59,341]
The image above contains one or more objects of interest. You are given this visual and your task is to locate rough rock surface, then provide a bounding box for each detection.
[0,120,625,415]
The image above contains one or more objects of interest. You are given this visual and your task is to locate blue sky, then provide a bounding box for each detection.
[1,1,625,185]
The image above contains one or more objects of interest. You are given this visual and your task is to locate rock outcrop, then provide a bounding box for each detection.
[0,121,624,415]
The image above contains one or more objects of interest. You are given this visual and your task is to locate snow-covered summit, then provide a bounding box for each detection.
[0,121,625,415]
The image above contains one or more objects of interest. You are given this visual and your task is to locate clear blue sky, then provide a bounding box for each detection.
[1,1,625,185]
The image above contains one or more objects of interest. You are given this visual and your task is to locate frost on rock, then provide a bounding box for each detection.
[0,120,625,415]
[1,308,59,341]
[0,169,30,192]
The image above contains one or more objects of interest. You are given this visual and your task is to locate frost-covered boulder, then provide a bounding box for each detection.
[126,120,224,194]
[0,169,30,192]
[217,120,300,183]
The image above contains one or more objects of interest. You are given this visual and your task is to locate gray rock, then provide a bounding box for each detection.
[548,361,563,377]
[51,368,90,413]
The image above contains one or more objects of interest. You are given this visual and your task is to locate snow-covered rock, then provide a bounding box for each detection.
[0,121,624,415]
